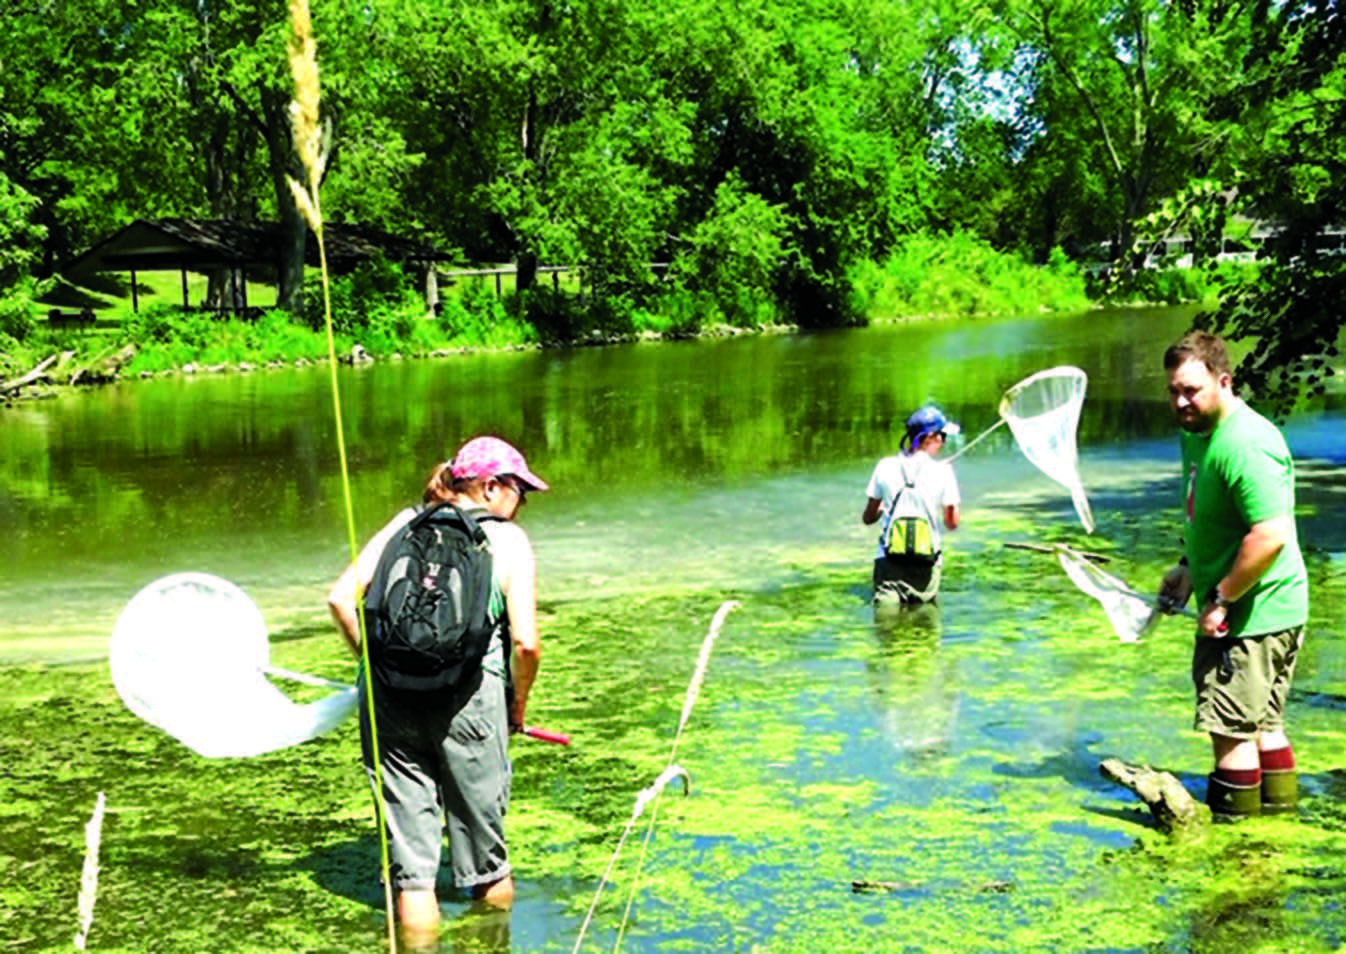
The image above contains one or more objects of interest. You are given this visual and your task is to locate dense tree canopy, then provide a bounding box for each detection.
[1197,0,1346,411]
[1,0,1342,393]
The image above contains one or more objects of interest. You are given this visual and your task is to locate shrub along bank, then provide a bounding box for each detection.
[0,235,1226,392]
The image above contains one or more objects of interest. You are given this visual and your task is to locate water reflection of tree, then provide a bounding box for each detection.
[867,604,960,760]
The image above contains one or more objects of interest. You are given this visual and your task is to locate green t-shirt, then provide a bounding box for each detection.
[1180,400,1308,637]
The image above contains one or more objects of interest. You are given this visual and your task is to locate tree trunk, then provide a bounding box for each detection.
[192,44,254,314]
[516,252,538,294]
[204,124,233,310]
[261,87,306,314]
[424,267,439,315]
[516,84,540,294]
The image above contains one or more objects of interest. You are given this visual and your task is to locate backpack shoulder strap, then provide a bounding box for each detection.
[882,455,940,528]
[364,510,423,615]
[411,501,500,544]
[880,455,918,521]
[898,456,917,490]
[366,503,490,613]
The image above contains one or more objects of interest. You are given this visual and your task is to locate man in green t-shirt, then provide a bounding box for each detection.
[1157,332,1309,819]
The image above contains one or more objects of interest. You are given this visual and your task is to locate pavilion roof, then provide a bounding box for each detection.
[62,217,451,279]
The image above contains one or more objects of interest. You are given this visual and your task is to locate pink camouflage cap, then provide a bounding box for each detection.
[449,436,550,491]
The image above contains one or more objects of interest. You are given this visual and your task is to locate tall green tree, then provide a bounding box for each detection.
[151,0,313,310]
[7,0,1174,336]
[1196,0,1346,410]
[2,0,348,312]
[994,0,1257,259]
[0,0,147,274]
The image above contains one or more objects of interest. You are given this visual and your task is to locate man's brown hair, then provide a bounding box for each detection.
[1163,331,1233,378]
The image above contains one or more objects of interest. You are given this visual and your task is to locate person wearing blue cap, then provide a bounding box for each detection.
[862,406,962,605]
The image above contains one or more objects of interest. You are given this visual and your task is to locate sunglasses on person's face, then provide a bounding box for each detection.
[501,476,528,503]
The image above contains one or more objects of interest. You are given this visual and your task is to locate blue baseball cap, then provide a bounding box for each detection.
[905,406,961,444]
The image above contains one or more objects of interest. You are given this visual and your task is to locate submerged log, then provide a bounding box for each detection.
[1099,758,1206,835]
[852,880,917,894]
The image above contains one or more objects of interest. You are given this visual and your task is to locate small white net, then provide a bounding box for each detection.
[1055,546,1163,642]
[999,367,1095,533]
[110,573,357,758]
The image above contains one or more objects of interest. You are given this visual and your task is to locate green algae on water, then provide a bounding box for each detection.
[3,510,1345,952]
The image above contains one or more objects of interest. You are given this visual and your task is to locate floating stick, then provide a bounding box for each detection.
[1004,541,1111,564]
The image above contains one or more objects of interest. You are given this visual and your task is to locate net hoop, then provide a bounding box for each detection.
[999,366,1095,533]
[110,572,356,758]
[1053,546,1181,642]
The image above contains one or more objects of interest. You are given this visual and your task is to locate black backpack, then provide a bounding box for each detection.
[363,503,501,694]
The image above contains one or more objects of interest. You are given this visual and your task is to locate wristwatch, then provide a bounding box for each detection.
[1205,586,1231,609]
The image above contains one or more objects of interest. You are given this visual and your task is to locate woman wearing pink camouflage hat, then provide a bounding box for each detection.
[328,435,548,945]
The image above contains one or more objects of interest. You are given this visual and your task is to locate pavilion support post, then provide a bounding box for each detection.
[131,270,139,312]
[424,266,439,315]
[181,270,189,309]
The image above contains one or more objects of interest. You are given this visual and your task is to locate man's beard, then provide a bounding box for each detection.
[1176,407,1213,433]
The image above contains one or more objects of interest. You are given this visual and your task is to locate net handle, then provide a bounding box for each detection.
[263,666,354,690]
[1055,547,1197,618]
[945,416,1006,463]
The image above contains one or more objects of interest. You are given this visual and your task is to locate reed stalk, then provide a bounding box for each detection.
[676,599,740,742]
[285,1,397,950]
[73,791,105,951]
[572,601,739,954]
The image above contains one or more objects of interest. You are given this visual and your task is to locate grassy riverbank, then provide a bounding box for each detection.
[1,237,1223,393]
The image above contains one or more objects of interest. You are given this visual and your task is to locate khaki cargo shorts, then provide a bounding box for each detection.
[1192,626,1304,739]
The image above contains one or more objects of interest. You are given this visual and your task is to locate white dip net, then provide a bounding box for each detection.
[1051,546,1195,643]
[110,573,357,758]
[999,367,1095,533]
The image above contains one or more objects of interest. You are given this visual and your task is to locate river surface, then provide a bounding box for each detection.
[2,305,1345,953]
[11,303,1335,662]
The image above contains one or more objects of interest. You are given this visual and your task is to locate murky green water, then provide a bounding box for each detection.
[3,306,1345,952]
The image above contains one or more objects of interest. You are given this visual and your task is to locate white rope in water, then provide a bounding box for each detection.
[570,600,740,954]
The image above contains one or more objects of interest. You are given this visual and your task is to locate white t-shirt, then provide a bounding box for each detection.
[865,451,961,560]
